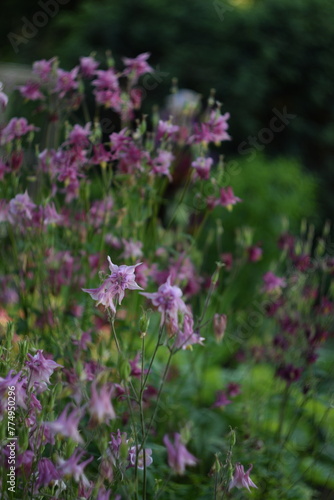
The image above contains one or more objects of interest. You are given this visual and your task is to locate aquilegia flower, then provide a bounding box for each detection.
[141,276,187,331]
[83,257,143,314]
[262,271,286,293]
[163,433,197,475]
[228,463,258,492]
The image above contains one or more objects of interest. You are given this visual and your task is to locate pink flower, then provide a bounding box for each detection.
[121,239,143,260]
[95,89,122,110]
[35,458,61,490]
[247,245,263,262]
[80,56,99,78]
[211,390,231,408]
[1,118,38,144]
[190,110,231,144]
[216,187,241,209]
[141,276,187,329]
[0,82,8,109]
[174,313,205,350]
[18,82,45,101]
[227,382,241,397]
[7,191,36,224]
[213,314,227,343]
[92,69,119,92]
[152,149,175,180]
[156,120,179,141]
[66,123,91,148]
[163,433,197,475]
[123,52,153,82]
[43,203,63,225]
[54,67,79,98]
[228,463,258,491]
[45,405,83,443]
[128,446,153,469]
[32,57,56,81]
[89,383,116,424]
[83,257,143,313]
[57,449,93,487]
[26,350,62,389]
[262,271,286,293]
[191,156,213,180]
[90,144,112,165]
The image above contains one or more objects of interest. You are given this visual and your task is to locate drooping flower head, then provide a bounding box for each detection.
[83,257,143,314]
[128,446,153,470]
[163,433,197,475]
[228,463,258,492]
[45,405,83,443]
[216,187,242,210]
[57,449,93,487]
[141,276,187,330]
[123,52,153,82]
[89,382,116,424]
[26,350,62,389]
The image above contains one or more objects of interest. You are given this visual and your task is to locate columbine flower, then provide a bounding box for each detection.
[247,245,263,262]
[18,82,45,101]
[57,449,93,487]
[35,458,61,490]
[121,239,143,260]
[7,191,36,225]
[54,67,79,98]
[1,118,38,145]
[0,82,8,110]
[89,382,116,424]
[211,390,231,408]
[79,56,99,78]
[262,271,286,293]
[216,187,242,210]
[128,446,153,469]
[141,276,187,330]
[156,120,179,141]
[191,157,213,180]
[163,433,197,475]
[32,57,56,81]
[123,52,153,82]
[174,313,205,350]
[213,314,227,343]
[228,463,258,492]
[45,405,83,443]
[83,257,143,314]
[152,149,175,180]
[26,350,62,389]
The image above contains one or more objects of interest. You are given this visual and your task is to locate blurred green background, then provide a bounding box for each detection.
[1,0,333,225]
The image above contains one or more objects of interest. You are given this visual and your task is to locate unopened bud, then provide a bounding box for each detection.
[212,261,224,286]
[213,314,227,343]
[139,310,150,337]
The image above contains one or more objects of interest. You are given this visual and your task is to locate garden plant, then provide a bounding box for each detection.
[0,53,333,499]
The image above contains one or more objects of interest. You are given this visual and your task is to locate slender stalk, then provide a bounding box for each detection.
[277,384,290,442]
[141,347,174,449]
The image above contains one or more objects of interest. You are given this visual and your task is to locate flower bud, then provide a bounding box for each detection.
[139,310,150,338]
[213,314,227,343]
